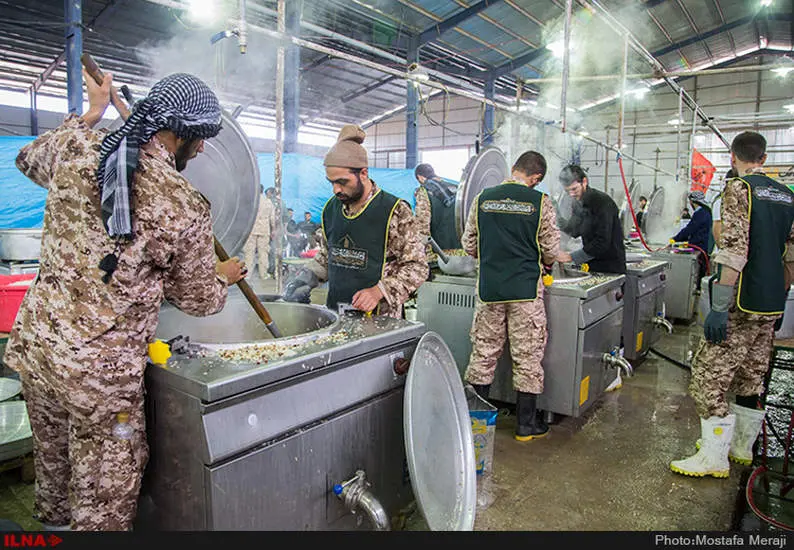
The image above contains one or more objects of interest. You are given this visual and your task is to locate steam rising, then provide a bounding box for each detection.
[491,4,685,245]
[135,19,279,111]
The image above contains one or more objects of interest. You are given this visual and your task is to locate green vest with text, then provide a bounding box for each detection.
[322,189,401,312]
[736,174,794,314]
[476,182,543,303]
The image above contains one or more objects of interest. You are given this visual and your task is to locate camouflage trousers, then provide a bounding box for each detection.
[464,297,547,394]
[689,314,776,418]
[243,234,271,279]
[16,339,148,531]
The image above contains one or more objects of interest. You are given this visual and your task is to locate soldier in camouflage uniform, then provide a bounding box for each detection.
[413,163,461,255]
[462,151,564,441]
[671,131,794,479]
[243,185,276,279]
[2,71,245,530]
[282,125,427,318]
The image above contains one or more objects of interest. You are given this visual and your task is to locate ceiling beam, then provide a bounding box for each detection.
[31,0,126,92]
[491,48,543,79]
[418,0,503,45]
[652,12,791,58]
[492,11,792,80]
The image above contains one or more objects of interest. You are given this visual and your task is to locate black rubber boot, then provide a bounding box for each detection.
[515,391,549,441]
[471,384,491,400]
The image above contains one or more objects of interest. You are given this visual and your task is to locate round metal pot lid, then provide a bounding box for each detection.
[626,251,649,263]
[620,180,642,236]
[108,110,259,257]
[404,331,476,531]
[643,186,667,240]
[0,378,21,402]
[455,147,509,239]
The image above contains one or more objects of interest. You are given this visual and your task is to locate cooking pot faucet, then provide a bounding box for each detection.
[333,470,390,531]
[602,349,633,379]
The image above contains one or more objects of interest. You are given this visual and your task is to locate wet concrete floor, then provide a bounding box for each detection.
[401,317,748,531]
[0,275,773,531]
[249,276,753,531]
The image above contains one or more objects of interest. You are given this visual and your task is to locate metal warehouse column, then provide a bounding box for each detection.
[482,76,495,146]
[284,0,302,153]
[65,0,83,115]
[405,36,419,169]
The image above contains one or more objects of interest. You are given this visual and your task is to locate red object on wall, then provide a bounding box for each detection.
[691,149,717,193]
[0,274,35,332]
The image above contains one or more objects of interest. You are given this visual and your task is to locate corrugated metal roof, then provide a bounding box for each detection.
[0,0,790,129]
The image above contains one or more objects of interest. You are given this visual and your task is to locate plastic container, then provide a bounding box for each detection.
[0,274,35,333]
[112,412,134,440]
[465,385,497,476]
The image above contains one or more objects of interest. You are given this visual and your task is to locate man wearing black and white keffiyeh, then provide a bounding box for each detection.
[7,70,247,531]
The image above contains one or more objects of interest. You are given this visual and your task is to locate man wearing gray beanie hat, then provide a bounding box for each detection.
[283,124,427,317]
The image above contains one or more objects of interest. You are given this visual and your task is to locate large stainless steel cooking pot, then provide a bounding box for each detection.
[155,298,340,347]
[438,251,476,276]
[109,109,259,257]
[0,229,42,261]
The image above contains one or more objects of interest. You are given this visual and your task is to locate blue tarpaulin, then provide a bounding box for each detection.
[0,136,43,228]
[0,137,423,229]
[257,153,419,222]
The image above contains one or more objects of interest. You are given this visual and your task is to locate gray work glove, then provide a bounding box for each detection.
[282,267,319,304]
[704,282,732,344]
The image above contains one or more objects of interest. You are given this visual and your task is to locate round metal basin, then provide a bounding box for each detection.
[155,299,340,347]
[550,264,592,284]
[438,251,476,276]
[0,228,42,261]
[0,401,32,462]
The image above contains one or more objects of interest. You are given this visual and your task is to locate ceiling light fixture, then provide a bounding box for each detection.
[187,0,218,25]
[407,62,431,83]
[629,86,650,99]
[546,39,565,58]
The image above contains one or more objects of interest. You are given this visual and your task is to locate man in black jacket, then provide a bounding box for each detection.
[556,165,626,275]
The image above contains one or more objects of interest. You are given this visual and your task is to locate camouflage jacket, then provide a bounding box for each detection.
[413,186,432,240]
[250,195,276,236]
[307,182,428,318]
[413,186,432,255]
[462,186,561,296]
[4,115,228,379]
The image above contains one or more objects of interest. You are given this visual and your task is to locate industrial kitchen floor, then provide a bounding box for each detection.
[0,275,772,530]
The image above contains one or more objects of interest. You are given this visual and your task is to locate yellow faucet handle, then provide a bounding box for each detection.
[148,339,172,365]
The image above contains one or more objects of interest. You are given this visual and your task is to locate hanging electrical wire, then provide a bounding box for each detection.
[617,152,712,274]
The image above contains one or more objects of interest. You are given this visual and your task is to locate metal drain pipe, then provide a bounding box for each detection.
[653,315,674,334]
[603,350,633,378]
[333,470,391,531]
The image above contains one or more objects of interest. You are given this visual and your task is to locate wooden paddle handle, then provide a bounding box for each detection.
[80,53,131,120]
[214,237,275,326]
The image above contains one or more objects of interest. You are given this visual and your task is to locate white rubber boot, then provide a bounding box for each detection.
[670,414,735,478]
[728,403,766,465]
